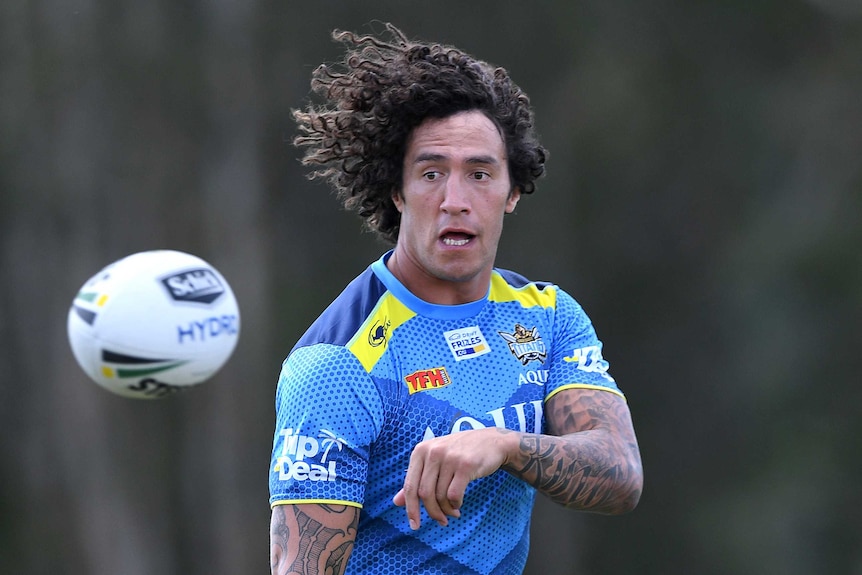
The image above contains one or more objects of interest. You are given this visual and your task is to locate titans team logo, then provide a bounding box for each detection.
[499,324,547,365]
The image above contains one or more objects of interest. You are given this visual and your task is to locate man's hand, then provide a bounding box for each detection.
[392,427,517,530]
[392,389,642,529]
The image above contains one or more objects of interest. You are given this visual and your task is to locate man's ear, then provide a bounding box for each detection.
[505,187,521,214]
[392,189,404,213]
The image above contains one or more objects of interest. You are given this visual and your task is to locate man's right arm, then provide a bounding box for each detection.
[270,503,360,575]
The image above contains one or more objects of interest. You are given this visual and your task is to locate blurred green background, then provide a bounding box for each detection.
[2,1,861,573]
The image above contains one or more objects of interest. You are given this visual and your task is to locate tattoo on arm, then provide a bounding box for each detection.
[504,389,643,514]
[270,504,360,575]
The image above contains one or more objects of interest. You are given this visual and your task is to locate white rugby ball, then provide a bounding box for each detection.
[67,250,240,399]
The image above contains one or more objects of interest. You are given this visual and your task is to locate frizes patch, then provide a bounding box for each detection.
[443,326,490,361]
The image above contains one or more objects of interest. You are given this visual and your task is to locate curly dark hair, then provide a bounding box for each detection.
[293,23,547,244]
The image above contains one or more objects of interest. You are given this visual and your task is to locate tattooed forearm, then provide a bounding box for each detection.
[514,430,640,513]
[503,389,643,514]
[270,504,360,575]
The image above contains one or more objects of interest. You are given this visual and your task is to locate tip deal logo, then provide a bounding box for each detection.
[273,428,346,482]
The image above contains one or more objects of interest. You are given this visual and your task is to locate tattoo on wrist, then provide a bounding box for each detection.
[507,390,642,513]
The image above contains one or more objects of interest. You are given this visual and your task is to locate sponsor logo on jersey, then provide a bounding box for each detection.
[422,399,544,440]
[368,317,390,347]
[519,369,549,386]
[161,269,225,304]
[405,367,451,394]
[443,326,490,361]
[563,345,615,381]
[499,324,547,365]
[272,428,345,482]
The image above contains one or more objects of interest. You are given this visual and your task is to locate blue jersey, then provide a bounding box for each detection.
[269,251,622,575]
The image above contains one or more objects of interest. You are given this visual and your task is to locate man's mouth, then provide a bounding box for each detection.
[441,232,474,246]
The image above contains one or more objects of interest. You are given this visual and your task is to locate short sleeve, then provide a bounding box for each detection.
[269,344,384,507]
[544,289,623,401]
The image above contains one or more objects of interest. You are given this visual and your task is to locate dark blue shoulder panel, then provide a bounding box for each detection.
[292,266,388,351]
[494,268,553,291]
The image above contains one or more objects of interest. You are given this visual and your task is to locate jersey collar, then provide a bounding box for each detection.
[371,251,489,320]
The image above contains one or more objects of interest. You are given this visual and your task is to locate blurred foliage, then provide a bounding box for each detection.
[1,1,861,574]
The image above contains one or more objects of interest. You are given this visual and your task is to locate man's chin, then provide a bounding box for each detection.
[430,261,486,285]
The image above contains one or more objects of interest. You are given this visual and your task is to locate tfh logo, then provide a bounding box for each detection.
[405,367,451,394]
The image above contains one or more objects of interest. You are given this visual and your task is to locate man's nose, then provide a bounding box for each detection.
[440,178,470,214]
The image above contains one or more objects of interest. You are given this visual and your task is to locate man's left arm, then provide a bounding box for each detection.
[506,387,643,514]
[393,387,642,527]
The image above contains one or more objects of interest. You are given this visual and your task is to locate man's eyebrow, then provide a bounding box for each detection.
[465,155,500,165]
[412,153,500,165]
[413,153,446,164]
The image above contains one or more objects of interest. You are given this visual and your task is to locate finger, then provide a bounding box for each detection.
[402,479,422,530]
[401,451,427,530]
[392,488,406,507]
[417,456,448,527]
[446,471,471,515]
[435,466,461,520]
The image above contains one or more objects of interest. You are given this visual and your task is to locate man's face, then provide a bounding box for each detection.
[391,110,520,304]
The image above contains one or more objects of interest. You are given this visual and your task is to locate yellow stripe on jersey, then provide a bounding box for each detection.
[271,498,363,509]
[488,272,557,309]
[545,383,627,402]
[348,292,416,372]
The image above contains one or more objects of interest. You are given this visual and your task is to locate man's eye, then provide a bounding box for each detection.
[472,171,490,180]
[423,171,441,181]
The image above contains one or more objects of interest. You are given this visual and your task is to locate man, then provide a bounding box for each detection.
[269,23,643,575]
